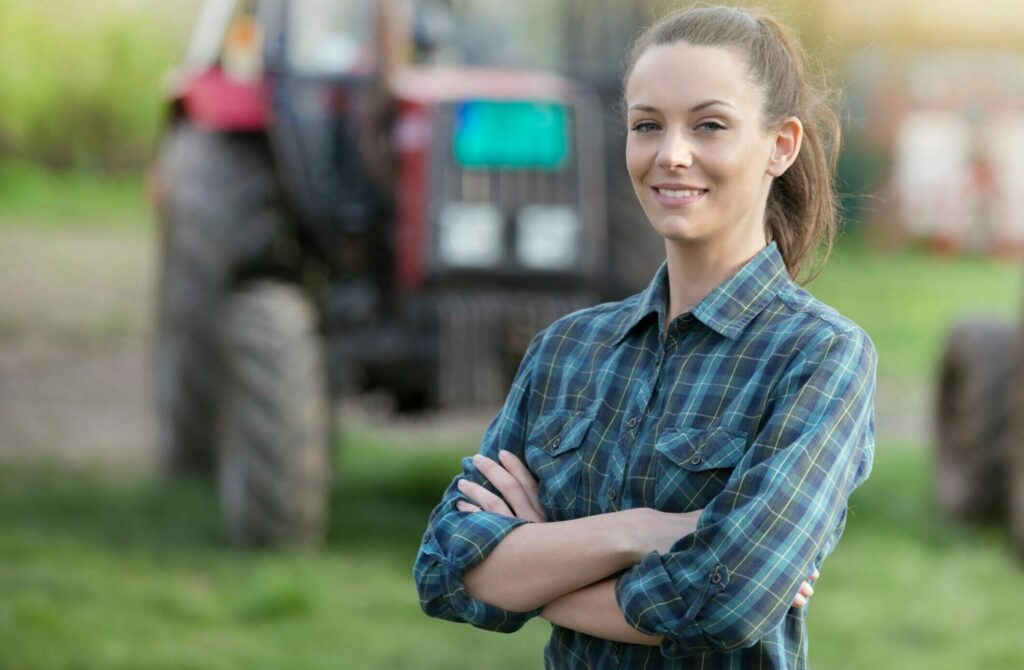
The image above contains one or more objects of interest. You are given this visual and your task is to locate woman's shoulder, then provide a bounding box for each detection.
[768,282,876,359]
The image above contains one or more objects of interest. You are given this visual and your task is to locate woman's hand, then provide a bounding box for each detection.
[792,569,819,609]
[456,450,547,522]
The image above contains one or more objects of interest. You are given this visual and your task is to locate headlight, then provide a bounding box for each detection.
[436,202,504,267]
[515,205,580,270]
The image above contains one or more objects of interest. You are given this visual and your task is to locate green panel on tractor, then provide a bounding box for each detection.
[453,101,571,170]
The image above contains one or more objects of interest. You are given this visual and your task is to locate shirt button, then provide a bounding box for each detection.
[550,437,561,448]
[607,489,617,501]
[689,455,702,465]
[666,641,679,655]
[626,416,638,428]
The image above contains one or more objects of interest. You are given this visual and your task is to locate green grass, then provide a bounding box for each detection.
[808,445,1024,670]
[0,435,549,670]
[809,232,1022,379]
[0,160,149,227]
[1,438,1023,669]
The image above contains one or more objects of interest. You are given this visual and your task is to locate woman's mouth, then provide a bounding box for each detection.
[651,186,707,207]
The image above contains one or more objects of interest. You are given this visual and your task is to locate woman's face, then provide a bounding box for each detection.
[625,42,788,252]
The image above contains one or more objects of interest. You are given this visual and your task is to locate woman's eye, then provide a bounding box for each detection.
[696,121,726,132]
[631,121,660,133]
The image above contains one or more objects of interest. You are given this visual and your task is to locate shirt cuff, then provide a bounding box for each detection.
[615,551,726,657]
[433,509,541,632]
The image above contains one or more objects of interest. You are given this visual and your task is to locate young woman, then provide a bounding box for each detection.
[414,6,876,667]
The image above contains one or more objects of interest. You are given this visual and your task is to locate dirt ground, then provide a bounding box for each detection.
[0,223,927,471]
[0,226,156,468]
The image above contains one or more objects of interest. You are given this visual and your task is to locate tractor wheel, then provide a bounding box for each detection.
[153,123,280,473]
[935,317,1016,520]
[218,282,330,548]
[1008,331,1024,559]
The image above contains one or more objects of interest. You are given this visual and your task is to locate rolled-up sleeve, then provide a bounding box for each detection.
[616,327,877,656]
[413,335,543,632]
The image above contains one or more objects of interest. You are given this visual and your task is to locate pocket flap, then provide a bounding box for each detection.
[655,426,746,471]
[528,411,594,456]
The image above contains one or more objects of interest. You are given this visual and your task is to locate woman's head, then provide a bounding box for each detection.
[623,5,839,281]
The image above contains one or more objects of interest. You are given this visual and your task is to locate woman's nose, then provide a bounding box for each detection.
[655,132,693,169]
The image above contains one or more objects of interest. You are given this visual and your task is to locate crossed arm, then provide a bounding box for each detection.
[456,450,817,645]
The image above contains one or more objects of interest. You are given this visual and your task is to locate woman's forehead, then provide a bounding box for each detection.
[625,42,761,112]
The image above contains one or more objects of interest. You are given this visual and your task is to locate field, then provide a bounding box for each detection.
[1,173,1024,668]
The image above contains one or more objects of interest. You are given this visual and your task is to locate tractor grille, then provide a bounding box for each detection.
[429,99,606,278]
[435,290,595,407]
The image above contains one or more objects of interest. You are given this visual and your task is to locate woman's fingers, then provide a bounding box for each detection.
[456,500,482,513]
[810,569,820,582]
[457,478,513,517]
[470,453,544,522]
[791,579,815,608]
[498,450,546,521]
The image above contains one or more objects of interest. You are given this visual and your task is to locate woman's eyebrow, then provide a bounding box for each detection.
[628,99,735,113]
[690,99,735,111]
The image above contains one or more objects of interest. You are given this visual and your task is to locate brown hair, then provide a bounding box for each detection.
[623,5,840,282]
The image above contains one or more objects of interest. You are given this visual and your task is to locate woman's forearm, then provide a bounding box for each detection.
[461,506,702,612]
[541,577,662,646]
[461,510,642,612]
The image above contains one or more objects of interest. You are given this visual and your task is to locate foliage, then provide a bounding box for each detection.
[0,0,197,171]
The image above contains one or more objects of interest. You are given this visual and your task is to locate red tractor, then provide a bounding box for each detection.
[149,0,630,546]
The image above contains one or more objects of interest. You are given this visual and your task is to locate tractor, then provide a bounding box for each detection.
[149,0,658,546]
[936,316,1024,558]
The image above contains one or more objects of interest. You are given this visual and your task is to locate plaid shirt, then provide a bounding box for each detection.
[414,241,877,669]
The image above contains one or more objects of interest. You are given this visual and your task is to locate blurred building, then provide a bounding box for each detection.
[819,0,1024,255]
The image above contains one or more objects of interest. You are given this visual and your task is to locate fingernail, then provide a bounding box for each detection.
[472,454,484,465]
[457,479,468,489]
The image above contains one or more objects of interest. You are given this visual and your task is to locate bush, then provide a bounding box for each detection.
[0,0,199,171]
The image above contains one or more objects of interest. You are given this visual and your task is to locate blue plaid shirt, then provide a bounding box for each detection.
[414,241,877,669]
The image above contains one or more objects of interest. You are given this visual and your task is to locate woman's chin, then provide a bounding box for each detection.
[651,220,709,244]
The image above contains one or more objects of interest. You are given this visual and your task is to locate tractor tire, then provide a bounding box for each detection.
[935,317,1016,520]
[218,282,330,548]
[1008,330,1024,559]
[153,124,281,473]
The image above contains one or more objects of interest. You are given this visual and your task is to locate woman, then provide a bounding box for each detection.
[414,5,876,667]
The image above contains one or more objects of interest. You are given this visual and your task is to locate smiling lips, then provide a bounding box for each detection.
[651,184,708,207]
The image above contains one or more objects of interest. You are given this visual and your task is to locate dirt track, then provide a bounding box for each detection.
[0,223,926,471]
[0,225,156,468]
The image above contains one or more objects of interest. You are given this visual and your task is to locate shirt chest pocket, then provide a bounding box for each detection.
[654,426,747,512]
[524,411,594,516]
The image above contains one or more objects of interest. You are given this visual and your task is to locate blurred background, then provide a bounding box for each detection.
[1,0,1024,668]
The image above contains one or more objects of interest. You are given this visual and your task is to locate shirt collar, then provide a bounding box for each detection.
[614,241,791,343]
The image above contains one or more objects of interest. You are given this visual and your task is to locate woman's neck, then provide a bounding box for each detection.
[663,232,768,332]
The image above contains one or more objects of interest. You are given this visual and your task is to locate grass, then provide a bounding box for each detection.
[0,436,550,670]
[1,437,1023,669]
[0,160,149,227]
[809,232,1023,380]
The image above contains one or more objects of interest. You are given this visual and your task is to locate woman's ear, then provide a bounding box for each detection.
[767,116,803,177]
